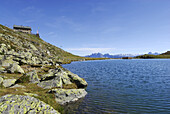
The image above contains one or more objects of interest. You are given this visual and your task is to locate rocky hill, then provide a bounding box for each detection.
[136,51,170,59]
[0,24,88,113]
[160,51,170,55]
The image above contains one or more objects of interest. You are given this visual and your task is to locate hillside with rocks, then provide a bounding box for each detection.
[0,24,88,113]
[136,51,170,59]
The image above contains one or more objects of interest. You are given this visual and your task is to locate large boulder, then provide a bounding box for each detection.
[48,89,87,105]
[28,43,37,51]
[3,79,17,87]
[40,71,55,81]
[0,59,16,67]
[26,70,40,83]
[37,76,62,89]
[0,43,7,54]
[0,77,3,84]
[0,66,5,73]
[66,71,88,88]
[17,70,40,83]
[37,68,63,89]
[7,63,25,74]
[62,72,72,85]
[0,94,60,114]
[38,68,87,89]
[10,84,25,88]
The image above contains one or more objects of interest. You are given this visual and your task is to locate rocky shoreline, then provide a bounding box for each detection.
[0,24,88,113]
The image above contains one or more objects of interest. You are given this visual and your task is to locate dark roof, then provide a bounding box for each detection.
[13,25,32,30]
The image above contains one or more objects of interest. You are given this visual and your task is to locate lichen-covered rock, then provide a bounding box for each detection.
[0,59,16,67]
[66,71,88,88]
[40,72,55,81]
[0,66,5,73]
[17,70,40,83]
[7,63,25,74]
[10,84,25,88]
[62,72,72,85]
[3,79,17,87]
[48,89,87,105]
[24,92,38,97]
[37,76,62,89]
[26,70,40,83]
[0,94,60,114]
[28,43,37,51]
[0,76,3,84]
[38,67,87,89]
[0,43,7,54]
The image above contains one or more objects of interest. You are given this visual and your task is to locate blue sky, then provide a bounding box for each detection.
[0,0,170,56]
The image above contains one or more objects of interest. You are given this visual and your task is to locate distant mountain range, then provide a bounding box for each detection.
[85,52,160,58]
[147,52,160,55]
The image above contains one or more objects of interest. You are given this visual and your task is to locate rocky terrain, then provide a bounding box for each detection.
[0,24,88,113]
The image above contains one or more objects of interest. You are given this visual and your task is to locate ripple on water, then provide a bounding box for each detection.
[63,59,170,114]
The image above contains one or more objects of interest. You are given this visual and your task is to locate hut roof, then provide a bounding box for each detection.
[13,25,32,30]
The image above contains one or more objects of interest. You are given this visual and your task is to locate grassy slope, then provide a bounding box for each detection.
[136,52,170,59]
[0,24,110,113]
[0,24,109,63]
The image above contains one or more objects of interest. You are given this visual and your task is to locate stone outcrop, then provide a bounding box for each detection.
[37,68,87,89]
[16,70,40,84]
[10,84,25,88]
[0,94,60,114]
[2,79,17,87]
[48,89,87,105]
[38,76,63,89]
[0,66,5,73]
[0,77,3,84]
[0,59,24,74]
[26,70,40,83]
[7,63,25,74]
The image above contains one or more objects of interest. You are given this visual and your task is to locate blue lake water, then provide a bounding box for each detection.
[62,59,170,113]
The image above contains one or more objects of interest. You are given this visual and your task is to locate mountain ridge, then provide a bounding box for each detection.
[85,53,140,58]
[85,52,160,58]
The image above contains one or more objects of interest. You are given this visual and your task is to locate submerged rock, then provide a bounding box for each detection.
[0,94,60,114]
[48,89,87,105]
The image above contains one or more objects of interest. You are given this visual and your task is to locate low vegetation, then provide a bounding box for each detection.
[136,53,170,59]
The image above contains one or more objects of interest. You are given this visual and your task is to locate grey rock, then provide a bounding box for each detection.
[62,72,72,85]
[41,72,55,81]
[66,71,88,88]
[3,79,17,87]
[40,68,61,81]
[10,84,25,88]
[0,59,16,67]
[0,77,3,84]
[37,76,62,89]
[28,44,37,51]
[0,43,7,54]
[48,89,87,105]
[26,70,40,83]
[7,63,25,74]
[0,94,60,114]
[0,55,4,60]
[0,66,5,73]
